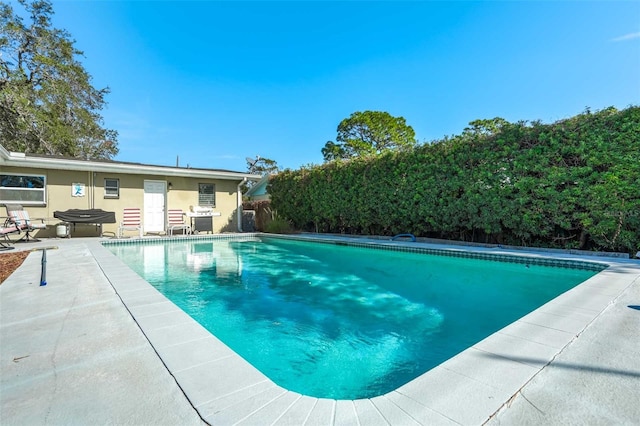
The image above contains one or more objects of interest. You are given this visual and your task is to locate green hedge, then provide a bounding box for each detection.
[270,106,640,255]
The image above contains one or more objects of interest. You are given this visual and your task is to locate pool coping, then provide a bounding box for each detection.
[93,233,640,425]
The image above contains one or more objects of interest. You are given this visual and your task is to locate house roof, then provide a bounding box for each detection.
[0,144,262,181]
[244,174,271,197]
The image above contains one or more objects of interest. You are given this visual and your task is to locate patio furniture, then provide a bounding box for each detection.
[4,204,47,242]
[0,224,19,250]
[186,206,220,234]
[167,209,191,236]
[53,209,116,237]
[117,208,143,238]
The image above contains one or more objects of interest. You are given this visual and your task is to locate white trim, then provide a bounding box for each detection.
[237,178,247,232]
[143,180,167,234]
[104,178,119,199]
[0,172,47,205]
[0,144,261,182]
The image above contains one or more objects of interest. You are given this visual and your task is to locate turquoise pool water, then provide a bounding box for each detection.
[107,237,599,399]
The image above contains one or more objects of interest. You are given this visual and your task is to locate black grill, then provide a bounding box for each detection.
[53,209,116,224]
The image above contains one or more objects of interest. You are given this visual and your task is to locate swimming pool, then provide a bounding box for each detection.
[106,235,601,400]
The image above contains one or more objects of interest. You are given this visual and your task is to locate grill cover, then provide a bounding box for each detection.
[54,209,116,224]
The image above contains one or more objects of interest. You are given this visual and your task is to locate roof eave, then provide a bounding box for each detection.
[0,147,261,181]
[245,174,272,197]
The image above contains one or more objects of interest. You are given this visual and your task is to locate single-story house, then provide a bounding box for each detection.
[0,144,261,238]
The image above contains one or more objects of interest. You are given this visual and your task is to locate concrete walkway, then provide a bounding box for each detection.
[0,238,204,425]
[486,269,640,425]
[1,237,639,425]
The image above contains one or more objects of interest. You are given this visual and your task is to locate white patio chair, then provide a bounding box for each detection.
[167,209,191,236]
[117,208,143,238]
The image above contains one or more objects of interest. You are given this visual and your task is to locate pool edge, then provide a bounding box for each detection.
[93,235,640,425]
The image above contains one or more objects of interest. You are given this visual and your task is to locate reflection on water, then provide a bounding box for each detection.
[108,237,596,399]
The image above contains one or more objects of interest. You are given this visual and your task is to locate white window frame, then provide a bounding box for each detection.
[198,183,216,207]
[0,173,47,205]
[104,178,120,199]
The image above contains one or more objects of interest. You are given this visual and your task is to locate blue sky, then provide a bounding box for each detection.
[44,1,640,172]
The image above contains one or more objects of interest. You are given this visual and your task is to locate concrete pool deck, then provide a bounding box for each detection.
[1,234,639,425]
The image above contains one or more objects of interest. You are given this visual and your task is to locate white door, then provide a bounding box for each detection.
[143,180,166,233]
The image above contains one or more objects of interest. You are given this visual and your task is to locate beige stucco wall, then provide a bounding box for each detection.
[2,165,242,238]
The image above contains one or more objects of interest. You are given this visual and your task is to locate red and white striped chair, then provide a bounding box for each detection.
[167,209,190,236]
[117,208,143,238]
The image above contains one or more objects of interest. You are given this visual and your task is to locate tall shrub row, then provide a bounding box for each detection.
[269,107,640,254]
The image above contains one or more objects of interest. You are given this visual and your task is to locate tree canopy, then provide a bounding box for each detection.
[272,106,640,255]
[246,155,280,176]
[0,0,118,159]
[241,155,280,194]
[322,110,417,161]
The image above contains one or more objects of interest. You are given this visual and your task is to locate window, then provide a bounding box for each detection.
[104,178,119,198]
[198,183,215,206]
[0,174,46,205]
